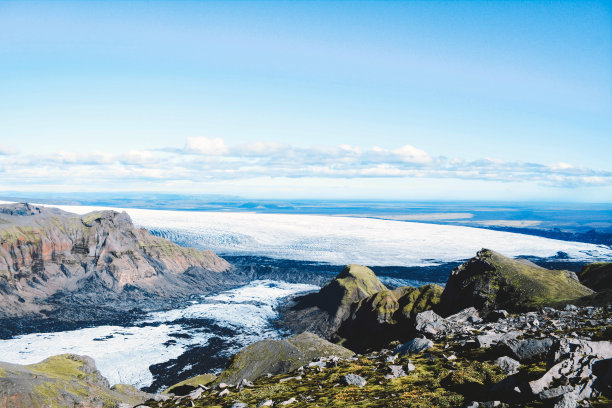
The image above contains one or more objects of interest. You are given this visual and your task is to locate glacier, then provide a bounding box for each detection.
[40,204,612,266]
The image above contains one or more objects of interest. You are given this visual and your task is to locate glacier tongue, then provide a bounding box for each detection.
[0,280,318,389]
[47,204,612,266]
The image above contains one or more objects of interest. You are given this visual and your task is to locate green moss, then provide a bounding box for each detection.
[28,355,86,381]
[32,382,63,408]
[322,264,388,308]
[440,249,594,314]
[0,366,6,377]
[81,211,105,226]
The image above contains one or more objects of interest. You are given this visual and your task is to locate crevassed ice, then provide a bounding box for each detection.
[0,280,318,389]
[46,204,612,266]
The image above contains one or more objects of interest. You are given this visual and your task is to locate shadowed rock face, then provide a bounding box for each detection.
[580,262,612,291]
[0,354,154,408]
[438,249,594,316]
[336,283,443,351]
[0,203,231,318]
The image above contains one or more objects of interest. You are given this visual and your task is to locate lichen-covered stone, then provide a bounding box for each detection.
[215,332,353,385]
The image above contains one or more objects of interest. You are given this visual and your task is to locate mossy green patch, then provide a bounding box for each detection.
[28,355,86,381]
[440,249,594,314]
[81,211,106,226]
[0,366,6,377]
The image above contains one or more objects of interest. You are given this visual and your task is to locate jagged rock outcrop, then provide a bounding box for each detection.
[438,249,594,316]
[215,332,353,385]
[281,264,386,339]
[0,203,232,319]
[0,354,156,408]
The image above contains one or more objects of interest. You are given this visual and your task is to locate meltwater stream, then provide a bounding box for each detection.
[0,280,318,390]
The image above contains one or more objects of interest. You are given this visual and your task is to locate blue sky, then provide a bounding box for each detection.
[0,0,610,200]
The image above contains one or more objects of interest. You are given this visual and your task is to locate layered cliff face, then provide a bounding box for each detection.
[0,203,231,318]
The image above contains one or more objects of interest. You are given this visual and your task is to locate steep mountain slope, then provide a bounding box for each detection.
[0,203,232,319]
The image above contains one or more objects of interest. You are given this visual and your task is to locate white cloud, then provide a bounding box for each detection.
[392,144,432,164]
[0,144,16,155]
[0,137,610,192]
[185,137,229,155]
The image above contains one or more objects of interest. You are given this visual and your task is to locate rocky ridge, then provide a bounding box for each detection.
[0,203,233,321]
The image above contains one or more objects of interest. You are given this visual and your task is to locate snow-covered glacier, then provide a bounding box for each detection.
[47,204,612,266]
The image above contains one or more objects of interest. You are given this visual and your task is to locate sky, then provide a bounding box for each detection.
[0,0,610,201]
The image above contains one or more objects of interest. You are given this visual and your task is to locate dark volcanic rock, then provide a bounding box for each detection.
[281,264,442,351]
[336,283,443,351]
[499,338,554,363]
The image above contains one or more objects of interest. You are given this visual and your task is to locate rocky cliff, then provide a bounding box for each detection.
[0,203,232,320]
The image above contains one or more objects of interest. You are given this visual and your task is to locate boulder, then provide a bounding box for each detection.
[495,356,520,375]
[529,339,612,403]
[344,373,367,387]
[215,332,353,384]
[500,338,554,362]
[395,338,434,355]
[547,338,612,368]
[414,310,447,336]
[385,365,407,379]
[476,331,520,348]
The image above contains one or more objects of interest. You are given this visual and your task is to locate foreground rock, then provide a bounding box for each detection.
[438,248,594,316]
[216,332,354,385]
[0,354,155,408]
[0,203,233,323]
